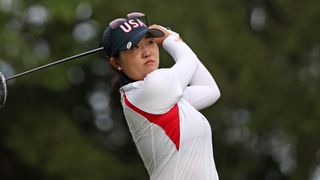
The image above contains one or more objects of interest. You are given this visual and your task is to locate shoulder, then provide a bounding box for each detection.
[142,68,183,100]
[121,68,183,114]
[143,68,177,90]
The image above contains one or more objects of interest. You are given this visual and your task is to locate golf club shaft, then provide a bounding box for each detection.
[6,47,104,81]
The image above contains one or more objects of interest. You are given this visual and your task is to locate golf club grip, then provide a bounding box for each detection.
[6,47,104,81]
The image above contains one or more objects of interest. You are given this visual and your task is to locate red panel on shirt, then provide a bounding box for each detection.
[123,95,180,150]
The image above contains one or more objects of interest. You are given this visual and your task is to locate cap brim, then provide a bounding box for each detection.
[119,28,165,51]
[146,28,165,38]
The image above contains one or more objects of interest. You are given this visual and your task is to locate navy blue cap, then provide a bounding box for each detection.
[102,18,164,57]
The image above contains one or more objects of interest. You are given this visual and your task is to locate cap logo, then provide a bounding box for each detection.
[126,41,132,49]
[120,19,146,33]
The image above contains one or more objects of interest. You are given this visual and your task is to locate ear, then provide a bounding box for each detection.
[109,57,122,71]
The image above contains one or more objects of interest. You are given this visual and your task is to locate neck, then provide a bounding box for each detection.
[120,72,135,86]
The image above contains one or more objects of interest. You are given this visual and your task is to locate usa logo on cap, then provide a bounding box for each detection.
[120,19,147,33]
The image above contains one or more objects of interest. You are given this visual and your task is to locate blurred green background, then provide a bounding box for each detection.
[1,0,320,179]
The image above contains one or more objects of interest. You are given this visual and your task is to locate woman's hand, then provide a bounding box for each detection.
[149,24,180,46]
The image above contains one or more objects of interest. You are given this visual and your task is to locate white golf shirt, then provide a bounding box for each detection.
[120,35,220,180]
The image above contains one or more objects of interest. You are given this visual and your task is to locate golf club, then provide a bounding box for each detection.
[0,47,104,108]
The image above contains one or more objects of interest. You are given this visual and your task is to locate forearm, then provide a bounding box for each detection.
[162,32,220,110]
[163,35,199,89]
[183,60,220,110]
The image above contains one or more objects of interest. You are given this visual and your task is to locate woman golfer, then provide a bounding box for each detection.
[102,12,221,180]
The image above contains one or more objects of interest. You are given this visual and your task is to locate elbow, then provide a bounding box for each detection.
[216,86,221,99]
[216,89,221,100]
[195,88,220,110]
[210,86,221,104]
[210,80,221,100]
[187,86,221,110]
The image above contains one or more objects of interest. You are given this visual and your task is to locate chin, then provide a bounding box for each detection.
[148,66,158,73]
[141,68,155,78]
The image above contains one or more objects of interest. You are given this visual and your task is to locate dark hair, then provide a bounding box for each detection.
[108,56,135,89]
[109,64,121,88]
[110,52,120,59]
